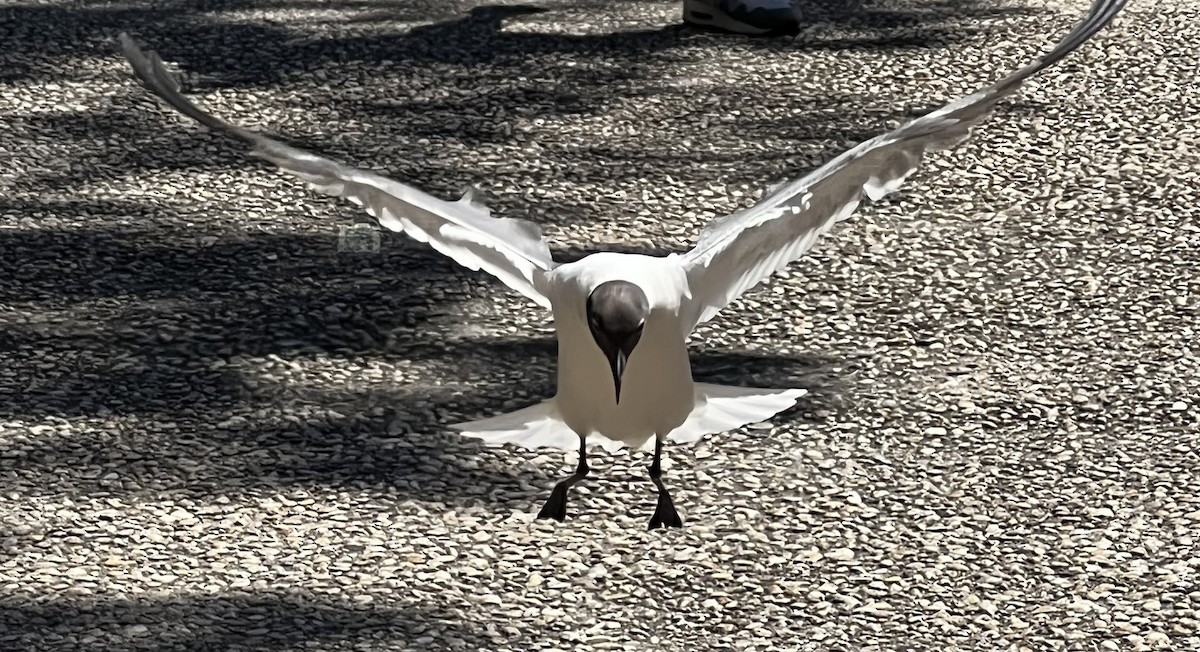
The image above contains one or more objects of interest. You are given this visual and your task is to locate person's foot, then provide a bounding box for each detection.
[682,0,798,35]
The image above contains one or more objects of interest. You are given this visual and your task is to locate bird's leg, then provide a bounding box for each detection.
[536,438,589,522]
[647,437,684,529]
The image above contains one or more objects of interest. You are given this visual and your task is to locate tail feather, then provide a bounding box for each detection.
[667,383,807,445]
[450,383,806,452]
[450,400,579,451]
[451,401,632,453]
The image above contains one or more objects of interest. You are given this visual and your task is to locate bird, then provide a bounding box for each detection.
[118,0,1126,529]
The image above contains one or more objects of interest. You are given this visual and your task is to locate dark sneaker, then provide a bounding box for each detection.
[683,0,798,35]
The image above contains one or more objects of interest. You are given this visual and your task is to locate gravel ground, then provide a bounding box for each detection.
[1,0,1197,650]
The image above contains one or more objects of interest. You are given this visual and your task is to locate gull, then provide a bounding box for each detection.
[118,0,1126,529]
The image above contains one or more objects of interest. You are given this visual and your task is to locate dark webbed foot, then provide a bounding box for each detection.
[646,437,684,530]
[537,438,589,522]
[648,489,683,529]
[537,483,572,522]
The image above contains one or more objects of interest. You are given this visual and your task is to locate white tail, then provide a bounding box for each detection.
[667,383,807,445]
[450,383,805,452]
[450,400,579,450]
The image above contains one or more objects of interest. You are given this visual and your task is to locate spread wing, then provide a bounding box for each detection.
[119,33,556,308]
[680,0,1126,328]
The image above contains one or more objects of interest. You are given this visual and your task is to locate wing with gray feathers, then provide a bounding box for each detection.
[681,0,1126,328]
[118,33,556,308]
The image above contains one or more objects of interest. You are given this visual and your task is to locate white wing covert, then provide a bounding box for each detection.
[119,34,556,308]
[680,0,1127,328]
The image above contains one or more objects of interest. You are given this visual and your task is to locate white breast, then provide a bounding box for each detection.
[545,253,697,449]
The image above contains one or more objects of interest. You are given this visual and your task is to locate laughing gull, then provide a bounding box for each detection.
[118,0,1126,529]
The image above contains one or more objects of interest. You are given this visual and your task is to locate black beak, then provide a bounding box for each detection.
[609,349,627,404]
[603,331,641,405]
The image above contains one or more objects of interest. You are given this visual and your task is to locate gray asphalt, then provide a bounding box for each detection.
[1,0,1197,650]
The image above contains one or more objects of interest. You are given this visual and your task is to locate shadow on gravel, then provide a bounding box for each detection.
[0,591,486,651]
[0,400,542,507]
[0,0,1040,84]
[0,201,465,307]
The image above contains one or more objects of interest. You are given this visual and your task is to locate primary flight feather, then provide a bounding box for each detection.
[119,0,1126,528]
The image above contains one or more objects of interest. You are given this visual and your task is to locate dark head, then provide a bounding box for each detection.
[586,281,650,404]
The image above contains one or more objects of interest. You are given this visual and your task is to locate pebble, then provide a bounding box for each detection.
[825,548,855,561]
[1145,632,1170,647]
